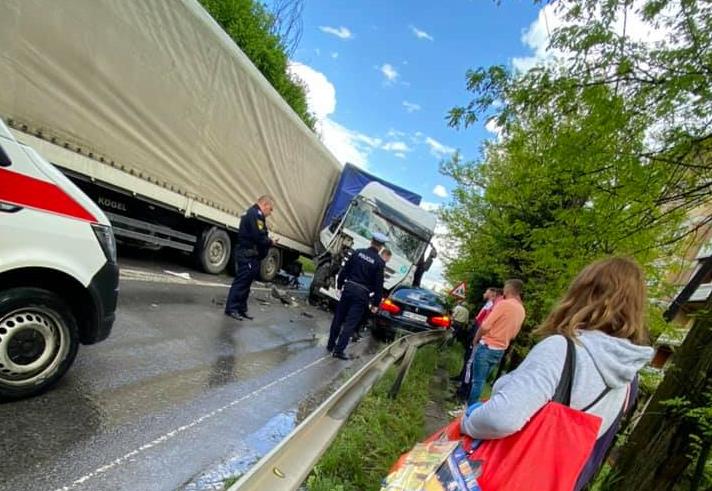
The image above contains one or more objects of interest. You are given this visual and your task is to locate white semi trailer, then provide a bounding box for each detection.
[0,0,437,294]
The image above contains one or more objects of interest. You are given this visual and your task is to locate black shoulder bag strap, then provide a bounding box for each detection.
[552,336,576,405]
[581,386,612,412]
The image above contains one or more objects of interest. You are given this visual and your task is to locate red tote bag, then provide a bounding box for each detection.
[395,337,603,491]
[470,400,601,491]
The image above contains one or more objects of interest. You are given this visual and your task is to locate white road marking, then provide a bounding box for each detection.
[54,356,330,491]
[120,268,231,288]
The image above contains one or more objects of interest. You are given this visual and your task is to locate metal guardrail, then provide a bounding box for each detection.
[230,329,448,491]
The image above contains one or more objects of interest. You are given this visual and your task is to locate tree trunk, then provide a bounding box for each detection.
[609,299,712,491]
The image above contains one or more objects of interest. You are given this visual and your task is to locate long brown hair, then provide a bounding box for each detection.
[535,257,649,345]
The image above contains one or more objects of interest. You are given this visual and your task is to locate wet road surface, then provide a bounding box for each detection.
[0,264,380,491]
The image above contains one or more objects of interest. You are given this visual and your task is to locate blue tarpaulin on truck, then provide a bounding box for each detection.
[320,163,422,230]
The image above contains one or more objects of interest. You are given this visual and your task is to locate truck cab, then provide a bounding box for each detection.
[0,118,118,400]
[311,182,437,304]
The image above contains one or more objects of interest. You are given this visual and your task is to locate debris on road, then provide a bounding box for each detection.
[164,270,192,280]
[271,286,300,308]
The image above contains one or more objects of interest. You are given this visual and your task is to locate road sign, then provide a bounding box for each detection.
[449,281,467,299]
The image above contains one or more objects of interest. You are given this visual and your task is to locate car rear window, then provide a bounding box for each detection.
[392,288,444,307]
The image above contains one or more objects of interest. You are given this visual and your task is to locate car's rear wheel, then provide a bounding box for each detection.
[0,287,79,401]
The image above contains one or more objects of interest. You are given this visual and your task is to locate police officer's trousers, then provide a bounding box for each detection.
[225,256,260,315]
[327,284,369,354]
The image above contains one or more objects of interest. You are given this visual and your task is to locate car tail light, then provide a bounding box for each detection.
[379,298,401,314]
[430,315,451,329]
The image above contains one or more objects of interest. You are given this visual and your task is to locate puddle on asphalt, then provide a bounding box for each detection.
[183,411,298,490]
[76,338,319,427]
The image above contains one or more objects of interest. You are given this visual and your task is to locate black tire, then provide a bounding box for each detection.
[196,227,231,274]
[259,247,282,282]
[308,263,331,305]
[0,287,80,401]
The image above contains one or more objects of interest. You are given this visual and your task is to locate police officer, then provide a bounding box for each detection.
[352,247,392,343]
[327,232,387,360]
[225,195,276,321]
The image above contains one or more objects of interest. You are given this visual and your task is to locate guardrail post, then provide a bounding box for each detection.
[388,344,416,399]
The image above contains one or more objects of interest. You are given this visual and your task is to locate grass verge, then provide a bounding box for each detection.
[306,342,464,491]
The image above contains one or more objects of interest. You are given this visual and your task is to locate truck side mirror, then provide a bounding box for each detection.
[423,247,437,272]
[329,214,343,233]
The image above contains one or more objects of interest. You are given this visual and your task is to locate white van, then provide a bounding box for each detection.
[0,118,118,400]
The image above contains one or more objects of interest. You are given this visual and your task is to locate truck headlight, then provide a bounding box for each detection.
[92,223,117,263]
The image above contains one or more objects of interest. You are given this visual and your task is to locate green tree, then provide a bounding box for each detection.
[609,303,712,491]
[200,0,315,130]
[442,1,712,487]
[443,81,682,328]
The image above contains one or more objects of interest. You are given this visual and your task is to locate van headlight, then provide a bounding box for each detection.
[91,224,117,263]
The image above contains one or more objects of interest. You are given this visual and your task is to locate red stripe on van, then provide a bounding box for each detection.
[0,167,96,222]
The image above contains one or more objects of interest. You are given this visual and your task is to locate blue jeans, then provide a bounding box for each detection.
[468,344,504,405]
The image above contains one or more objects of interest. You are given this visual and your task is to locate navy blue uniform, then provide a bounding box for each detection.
[225,204,272,316]
[327,246,385,355]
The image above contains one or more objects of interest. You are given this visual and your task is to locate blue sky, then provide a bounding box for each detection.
[281,1,551,289]
[288,1,543,206]
[276,0,668,290]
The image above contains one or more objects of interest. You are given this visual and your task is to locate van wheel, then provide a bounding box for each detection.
[196,227,231,274]
[0,288,79,401]
[308,263,330,305]
[259,247,282,282]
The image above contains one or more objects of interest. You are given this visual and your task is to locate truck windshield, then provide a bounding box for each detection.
[342,202,426,263]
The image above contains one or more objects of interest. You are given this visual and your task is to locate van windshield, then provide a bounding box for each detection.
[341,202,426,263]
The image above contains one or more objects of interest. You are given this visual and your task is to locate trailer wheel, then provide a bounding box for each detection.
[259,247,282,282]
[0,287,79,401]
[196,227,231,274]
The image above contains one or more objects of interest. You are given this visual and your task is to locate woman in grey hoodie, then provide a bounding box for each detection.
[461,257,654,485]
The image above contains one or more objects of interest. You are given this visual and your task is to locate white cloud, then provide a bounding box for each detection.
[512,1,675,72]
[387,129,406,138]
[425,137,456,158]
[319,26,353,39]
[394,152,407,159]
[380,63,399,83]
[485,118,504,140]
[382,141,411,152]
[402,101,422,113]
[331,52,339,59]
[432,185,449,198]
[288,62,335,119]
[420,201,441,212]
[410,25,434,41]
[511,4,564,72]
[288,61,379,168]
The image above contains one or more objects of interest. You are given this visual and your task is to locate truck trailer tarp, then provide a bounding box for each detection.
[0,0,342,249]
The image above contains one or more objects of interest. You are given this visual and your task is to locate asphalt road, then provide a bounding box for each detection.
[0,261,380,491]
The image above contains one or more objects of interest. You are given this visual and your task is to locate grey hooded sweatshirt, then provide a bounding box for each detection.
[461,330,654,440]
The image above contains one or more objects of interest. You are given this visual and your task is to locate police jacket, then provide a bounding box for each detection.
[337,246,385,305]
[237,204,272,259]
